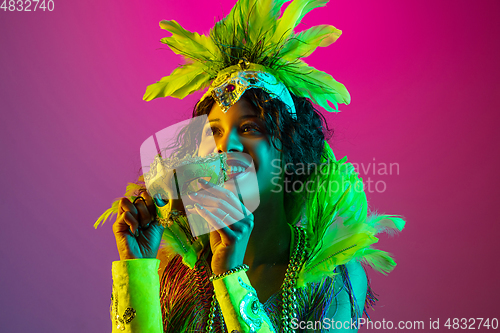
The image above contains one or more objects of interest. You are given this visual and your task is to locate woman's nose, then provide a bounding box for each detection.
[216,128,243,153]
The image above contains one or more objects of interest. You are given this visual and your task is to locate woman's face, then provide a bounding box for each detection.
[198,98,284,203]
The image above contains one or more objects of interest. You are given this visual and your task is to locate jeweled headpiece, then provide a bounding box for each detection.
[201,63,297,118]
[143,0,351,115]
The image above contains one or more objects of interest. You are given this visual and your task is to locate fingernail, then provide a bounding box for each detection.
[188,191,198,197]
[194,203,203,210]
[134,229,140,237]
[198,178,207,184]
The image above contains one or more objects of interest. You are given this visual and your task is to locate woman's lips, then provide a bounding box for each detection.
[226,165,249,180]
[224,153,253,181]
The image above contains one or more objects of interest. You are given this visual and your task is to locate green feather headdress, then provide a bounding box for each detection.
[143,0,350,113]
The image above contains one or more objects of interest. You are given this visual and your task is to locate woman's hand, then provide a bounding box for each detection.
[188,178,254,275]
[112,191,165,260]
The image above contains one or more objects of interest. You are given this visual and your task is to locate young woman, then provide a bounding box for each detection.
[96,1,405,332]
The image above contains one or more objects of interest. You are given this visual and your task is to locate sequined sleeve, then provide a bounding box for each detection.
[111,259,163,332]
[212,271,277,333]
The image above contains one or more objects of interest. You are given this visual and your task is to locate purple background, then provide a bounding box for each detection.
[1,0,499,332]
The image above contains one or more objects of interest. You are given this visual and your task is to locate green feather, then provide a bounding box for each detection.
[294,142,402,286]
[143,62,210,101]
[247,0,289,42]
[160,222,199,269]
[159,20,217,60]
[368,214,406,235]
[303,151,368,261]
[124,182,145,197]
[354,247,397,275]
[273,0,329,44]
[94,199,120,228]
[281,25,342,60]
[277,60,350,111]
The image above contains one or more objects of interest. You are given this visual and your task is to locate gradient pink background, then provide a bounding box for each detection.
[1,0,499,332]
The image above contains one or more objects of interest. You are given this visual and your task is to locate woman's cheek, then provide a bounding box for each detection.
[256,151,283,191]
[198,139,216,156]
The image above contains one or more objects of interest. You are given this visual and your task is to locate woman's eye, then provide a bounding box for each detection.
[205,127,218,136]
[241,124,260,133]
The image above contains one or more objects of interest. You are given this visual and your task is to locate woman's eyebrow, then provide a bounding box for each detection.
[209,115,259,123]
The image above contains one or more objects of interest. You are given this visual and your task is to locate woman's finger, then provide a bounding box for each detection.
[140,191,157,219]
[113,211,139,237]
[196,179,248,215]
[194,203,236,244]
[188,191,246,222]
[199,203,253,233]
[133,196,152,228]
[118,198,139,220]
[204,206,253,234]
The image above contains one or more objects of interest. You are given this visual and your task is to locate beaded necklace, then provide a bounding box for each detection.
[205,225,307,332]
